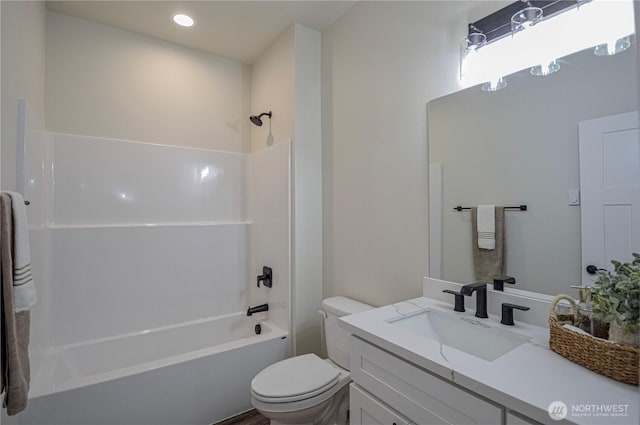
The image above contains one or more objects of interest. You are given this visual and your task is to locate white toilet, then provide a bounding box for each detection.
[250,296,372,425]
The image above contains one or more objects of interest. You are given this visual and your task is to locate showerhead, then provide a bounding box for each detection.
[249,111,272,127]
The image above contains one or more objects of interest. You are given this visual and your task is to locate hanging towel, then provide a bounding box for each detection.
[4,192,36,312]
[0,193,31,415]
[476,205,496,250]
[472,206,506,281]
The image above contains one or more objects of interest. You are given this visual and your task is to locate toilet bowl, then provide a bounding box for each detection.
[250,297,373,425]
[251,354,350,425]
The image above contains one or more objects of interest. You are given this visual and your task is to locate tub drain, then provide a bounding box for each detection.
[255,324,262,335]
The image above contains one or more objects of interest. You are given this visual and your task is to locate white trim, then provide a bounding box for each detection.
[16,99,28,196]
[428,163,443,279]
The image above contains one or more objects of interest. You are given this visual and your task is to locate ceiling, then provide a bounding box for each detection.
[46,1,357,64]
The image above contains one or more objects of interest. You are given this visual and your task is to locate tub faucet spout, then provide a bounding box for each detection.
[247,303,269,316]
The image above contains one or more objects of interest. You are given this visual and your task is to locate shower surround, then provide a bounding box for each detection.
[19,132,291,424]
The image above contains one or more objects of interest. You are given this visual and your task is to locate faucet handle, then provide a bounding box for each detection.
[257,266,273,288]
[493,276,516,291]
[442,290,465,312]
[500,303,530,326]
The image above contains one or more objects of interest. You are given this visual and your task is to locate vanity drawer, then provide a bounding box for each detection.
[350,383,411,425]
[350,336,503,425]
[506,411,541,425]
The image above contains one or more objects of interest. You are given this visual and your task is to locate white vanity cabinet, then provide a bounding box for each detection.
[506,412,541,425]
[342,296,639,425]
[350,384,412,425]
[350,335,504,425]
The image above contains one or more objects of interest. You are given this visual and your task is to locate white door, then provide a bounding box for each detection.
[579,111,640,284]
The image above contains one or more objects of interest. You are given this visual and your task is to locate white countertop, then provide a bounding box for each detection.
[339,296,639,425]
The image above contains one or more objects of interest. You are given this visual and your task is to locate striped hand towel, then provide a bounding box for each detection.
[5,192,37,312]
[477,205,496,250]
[471,207,506,281]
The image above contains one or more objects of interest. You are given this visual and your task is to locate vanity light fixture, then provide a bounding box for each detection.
[459,0,635,89]
[460,28,487,80]
[172,13,195,28]
[463,28,487,52]
[510,2,543,34]
[530,60,560,76]
[593,35,631,56]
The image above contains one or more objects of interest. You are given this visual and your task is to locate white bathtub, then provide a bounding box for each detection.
[21,313,289,424]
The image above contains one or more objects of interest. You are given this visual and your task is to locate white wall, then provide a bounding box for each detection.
[429,48,638,296]
[45,11,251,153]
[636,0,640,101]
[1,2,46,422]
[247,141,291,335]
[321,1,495,307]
[0,0,46,192]
[293,24,323,356]
[250,24,322,355]
[250,26,295,152]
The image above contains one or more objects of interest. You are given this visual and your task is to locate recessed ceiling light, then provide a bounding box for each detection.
[173,14,194,28]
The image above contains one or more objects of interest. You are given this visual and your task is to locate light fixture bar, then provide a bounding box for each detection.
[461,0,635,85]
[469,0,577,44]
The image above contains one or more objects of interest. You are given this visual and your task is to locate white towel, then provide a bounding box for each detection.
[5,192,37,312]
[477,205,496,250]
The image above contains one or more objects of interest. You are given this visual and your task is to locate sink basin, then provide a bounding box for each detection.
[388,310,531,361]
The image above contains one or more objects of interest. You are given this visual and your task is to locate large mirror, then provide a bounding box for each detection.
[428,44,638,296]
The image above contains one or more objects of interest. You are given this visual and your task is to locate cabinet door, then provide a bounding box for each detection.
[351,336,503,425]
[506,412,541,425]
[350,384,411,425]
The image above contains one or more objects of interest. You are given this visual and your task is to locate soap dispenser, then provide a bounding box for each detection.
[570,285,593,334]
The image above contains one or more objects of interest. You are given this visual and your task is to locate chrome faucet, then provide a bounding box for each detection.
[460,282,488,318]
[247,303,269,316]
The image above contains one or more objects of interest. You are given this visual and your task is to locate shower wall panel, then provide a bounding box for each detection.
[51,223,247,345]
[51,134,246,225]
[26,134,253,346]
[247,142,291,334]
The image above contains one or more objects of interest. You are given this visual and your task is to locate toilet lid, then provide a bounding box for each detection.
[251,354,340,402]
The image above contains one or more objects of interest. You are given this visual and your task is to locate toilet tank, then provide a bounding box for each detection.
[322,296,373,370]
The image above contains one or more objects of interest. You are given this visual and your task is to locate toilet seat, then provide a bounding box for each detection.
[251,354,341,403]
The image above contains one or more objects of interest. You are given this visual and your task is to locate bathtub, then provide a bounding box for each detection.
[21,313,289,425]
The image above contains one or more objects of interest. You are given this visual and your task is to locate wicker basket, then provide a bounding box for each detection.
[548,294,639,386]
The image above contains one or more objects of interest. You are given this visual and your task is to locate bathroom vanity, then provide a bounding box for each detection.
[339,280,639,425]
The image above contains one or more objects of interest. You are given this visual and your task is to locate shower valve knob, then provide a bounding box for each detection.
[257,266,273,288]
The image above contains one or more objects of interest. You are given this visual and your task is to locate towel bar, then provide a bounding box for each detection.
[453,205,527,212]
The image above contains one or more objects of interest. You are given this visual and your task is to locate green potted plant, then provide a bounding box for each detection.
[589,253,639,347]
